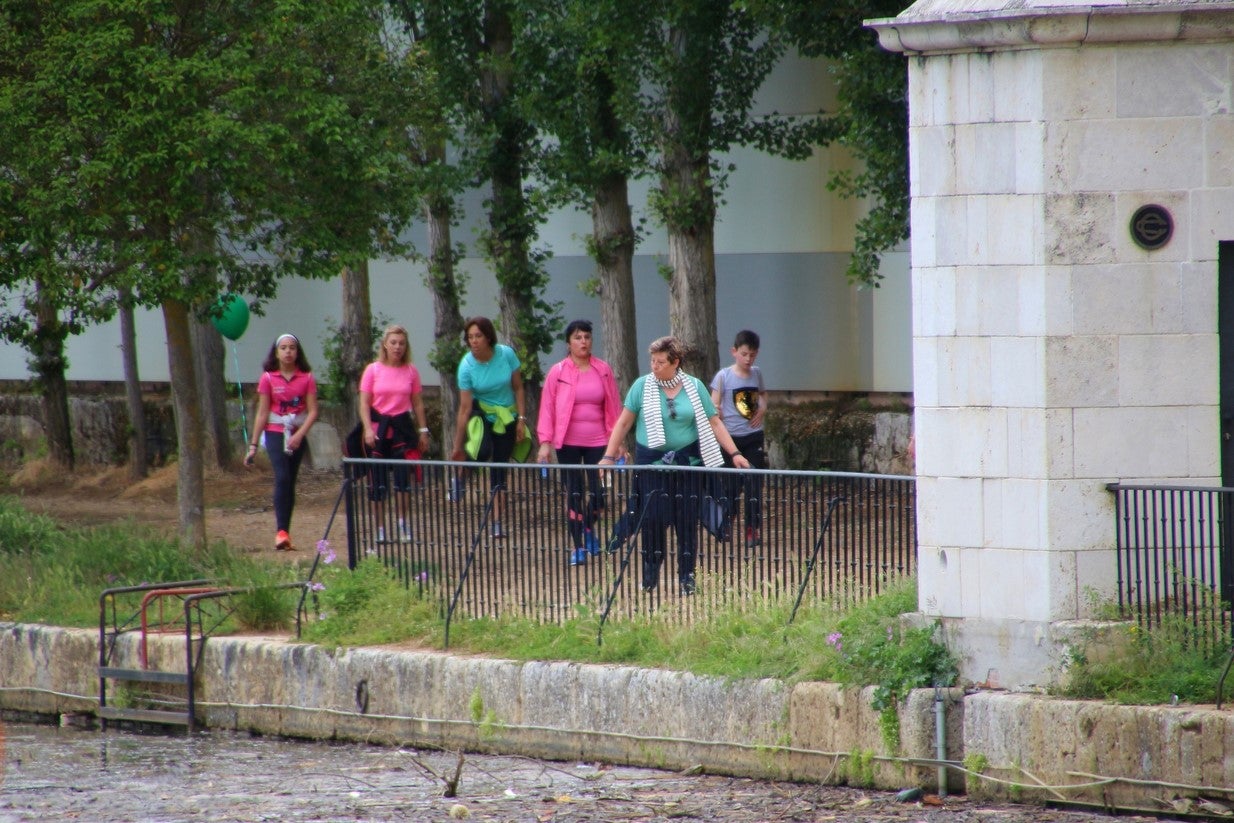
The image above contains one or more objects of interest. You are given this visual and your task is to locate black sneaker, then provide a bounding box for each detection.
[680,575,696,596]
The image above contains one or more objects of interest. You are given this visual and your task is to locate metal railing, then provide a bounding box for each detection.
[340,458,916,628]
[1107,482,1234,652]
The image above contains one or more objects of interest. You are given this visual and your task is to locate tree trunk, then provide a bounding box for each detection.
[667,205,719,381]
[192,318,231,468]
[119,290,148,481]
[422,152,465,456]
[481,3,545,427]
[660,99,719,380]
[340,262,373,422]
[592,172,639,395]
[163,298,207,552]
[33,281,74,468]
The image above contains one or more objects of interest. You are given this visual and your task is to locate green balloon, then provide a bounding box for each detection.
[211,294,250,341]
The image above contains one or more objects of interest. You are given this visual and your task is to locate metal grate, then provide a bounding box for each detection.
[340,458,916,626]
[1108,482,1234,652]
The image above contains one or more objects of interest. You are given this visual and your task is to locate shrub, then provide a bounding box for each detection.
[764,400,875,471]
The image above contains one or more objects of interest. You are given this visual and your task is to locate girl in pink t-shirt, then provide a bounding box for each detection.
[245,333,319,551]
[358,324,430,542]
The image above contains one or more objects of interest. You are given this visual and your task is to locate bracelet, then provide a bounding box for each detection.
[419,427,430,433]
[248,444,258,450]
[599,456,616,463]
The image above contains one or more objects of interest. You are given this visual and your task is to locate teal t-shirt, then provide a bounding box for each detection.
[458,344,520,418]
[624,374,717,451]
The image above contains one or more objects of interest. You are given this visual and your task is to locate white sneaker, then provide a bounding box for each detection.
[398,520,411,542]
[376,526,386,544]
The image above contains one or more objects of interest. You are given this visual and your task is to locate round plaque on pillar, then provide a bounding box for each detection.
[1129,204,1173,250]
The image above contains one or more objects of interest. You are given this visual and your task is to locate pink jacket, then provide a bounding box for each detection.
[536,356,622,449]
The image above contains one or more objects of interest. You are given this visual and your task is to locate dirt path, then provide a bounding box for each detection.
[3,458,345,557]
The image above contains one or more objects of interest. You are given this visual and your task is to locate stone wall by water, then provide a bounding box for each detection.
[3,622,1232,811]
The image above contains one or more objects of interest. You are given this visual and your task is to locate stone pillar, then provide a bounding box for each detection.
[868,1,1234,688]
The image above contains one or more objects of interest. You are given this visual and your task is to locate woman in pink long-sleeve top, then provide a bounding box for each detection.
[535,319,624,566]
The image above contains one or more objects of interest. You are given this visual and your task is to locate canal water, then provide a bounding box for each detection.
[0,718,1149,822]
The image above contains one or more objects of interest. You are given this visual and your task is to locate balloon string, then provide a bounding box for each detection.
[232,341,249,446]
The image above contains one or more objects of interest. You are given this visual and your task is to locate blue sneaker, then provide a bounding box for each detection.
[569,548,588,566]
[584,529,600,556]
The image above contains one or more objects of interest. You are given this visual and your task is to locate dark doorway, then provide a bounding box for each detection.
[1219,241,1234,603]
[1221,241,1234,486]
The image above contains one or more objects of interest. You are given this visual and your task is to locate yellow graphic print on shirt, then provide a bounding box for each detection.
[733,388,758,421]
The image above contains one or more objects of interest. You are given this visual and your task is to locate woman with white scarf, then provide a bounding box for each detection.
[599,336,750,595]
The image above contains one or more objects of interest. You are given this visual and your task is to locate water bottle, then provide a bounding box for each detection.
[539,459,548,479]
[604,455,625,488]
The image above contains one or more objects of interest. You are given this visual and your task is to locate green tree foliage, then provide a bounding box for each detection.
[0,0,433,547]
[596,0,836,379]
[520,0,654,392]
[747,0,910,286]
[394,0,561,404]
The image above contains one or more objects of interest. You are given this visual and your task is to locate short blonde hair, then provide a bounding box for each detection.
[377,324,411,366]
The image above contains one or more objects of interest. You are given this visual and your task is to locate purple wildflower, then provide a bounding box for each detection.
[310,581,325,592]
[827,631,843,653]
[316,539,336,564]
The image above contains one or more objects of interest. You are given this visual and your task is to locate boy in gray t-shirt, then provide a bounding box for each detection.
[710,330,767,547]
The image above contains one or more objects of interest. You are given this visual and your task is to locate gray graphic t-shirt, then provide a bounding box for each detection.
[710,365,764,438]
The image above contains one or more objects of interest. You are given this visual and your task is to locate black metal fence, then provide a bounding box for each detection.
[1108,482,1234,651]
[338,458,916,626]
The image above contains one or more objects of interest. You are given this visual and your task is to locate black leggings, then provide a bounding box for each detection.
[265,431,305,533]
[556,444,606,548]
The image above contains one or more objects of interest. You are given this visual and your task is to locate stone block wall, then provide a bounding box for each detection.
[872,2,1234,688]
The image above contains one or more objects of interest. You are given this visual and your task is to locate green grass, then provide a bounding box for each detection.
[0,496,304,629]
[1058,617,1233,705]
[302,553,959,701]
[20,492,1225,709]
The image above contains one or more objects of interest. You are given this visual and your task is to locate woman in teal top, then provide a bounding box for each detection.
[600,336,749,595]
[451,316,527,539]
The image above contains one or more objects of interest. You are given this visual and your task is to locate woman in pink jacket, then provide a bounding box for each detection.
[536,319,624,566]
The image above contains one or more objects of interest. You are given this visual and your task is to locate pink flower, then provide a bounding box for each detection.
[827,632,843,653]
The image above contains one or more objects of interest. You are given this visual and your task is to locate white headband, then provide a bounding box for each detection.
[276,333,298,346]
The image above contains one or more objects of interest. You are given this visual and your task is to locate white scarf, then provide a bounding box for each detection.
[642,371,724,468]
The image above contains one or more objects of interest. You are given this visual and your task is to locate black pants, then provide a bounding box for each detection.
[556,444,605,549]
[469,408,516,491]
[723,431,766,529]
[266,431,305,532]
[634,443,702,589]
[368,438,412,503]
